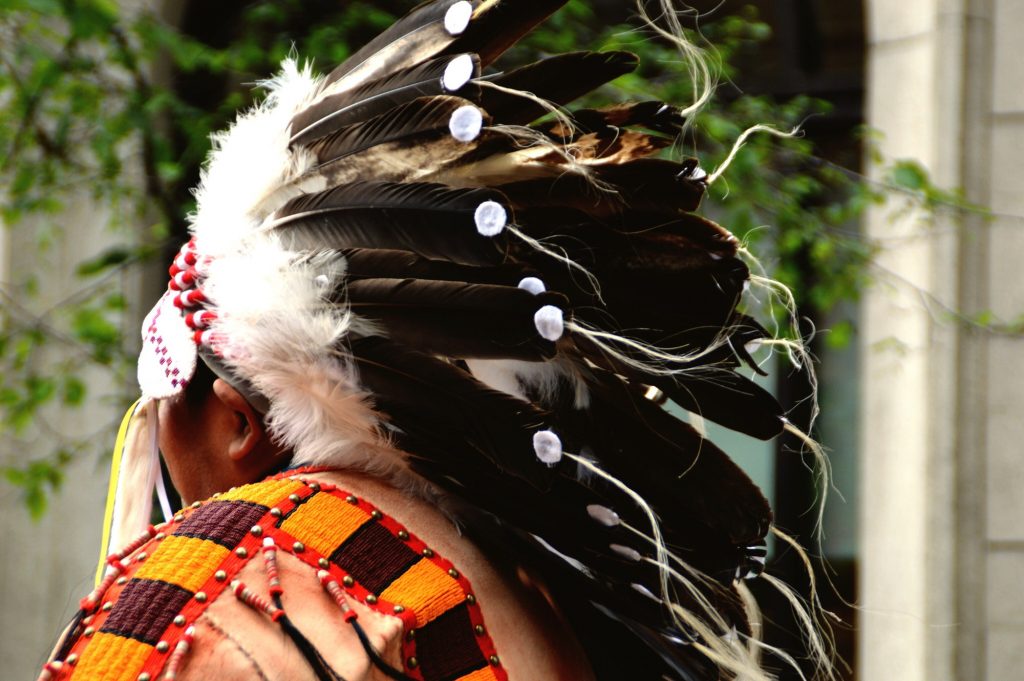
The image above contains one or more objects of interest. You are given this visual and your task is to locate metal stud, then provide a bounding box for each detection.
[397,530,410,541]
[289,494,301,503]
[346,495,358,505]
[191,501,201,509]
[393,605,405,614]
[489,655,500,666]
[83,627,95,638]
[309,483,320,492]
[156,641,169,653]
[342,576,355,588]
[406,629,416,641]
[101,602,113,612]
[66,654,79,665]
[270,508,283,518]
[422,548,434,558]
[371,510,383,521]
[293,542,305,553]
[195,592,207,603]
[475,625,485,636]
[407,657,419,669]
[250,525,263,537]
[236,547,248,559]
[174,514,184,523]
[317,558,329,569]
[366,594,378,605]
[116,577,128,586]
[155,533,166,541]
[174,615,186,626]
[138,673,152,681]
[448,568,460,579]
[215,570,227,582]
[136,552,147,562]
[466,594,476,605]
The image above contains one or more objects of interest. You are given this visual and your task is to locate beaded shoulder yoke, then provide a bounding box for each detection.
[45,473,505,681]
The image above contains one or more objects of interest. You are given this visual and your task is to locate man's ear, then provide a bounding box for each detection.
[211,378,263,462]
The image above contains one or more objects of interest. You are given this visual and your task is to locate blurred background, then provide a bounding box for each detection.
[2,1,1020,679]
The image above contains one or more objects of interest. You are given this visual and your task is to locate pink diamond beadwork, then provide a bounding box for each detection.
[138,290,198,400]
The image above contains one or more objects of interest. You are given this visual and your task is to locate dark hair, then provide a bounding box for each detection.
[183,359,218,408]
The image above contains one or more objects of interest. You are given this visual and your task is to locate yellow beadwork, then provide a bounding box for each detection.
[216,478,306,507]
[70,632,152,681]
[134,535,230,593]
[380,558,465,627]
[280,492,370,557]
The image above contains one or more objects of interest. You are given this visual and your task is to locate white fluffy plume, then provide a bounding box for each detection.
[190,59,320,256]
[202,240,406,479]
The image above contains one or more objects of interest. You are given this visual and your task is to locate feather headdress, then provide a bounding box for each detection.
[120,2,827,679]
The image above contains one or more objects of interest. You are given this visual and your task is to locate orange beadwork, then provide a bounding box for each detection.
[69,633,152,681]
[380,558,467,628]
[280,491,370,556]
[134,536,230,593]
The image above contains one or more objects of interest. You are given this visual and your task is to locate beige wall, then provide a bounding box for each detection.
[862,0,1023,679]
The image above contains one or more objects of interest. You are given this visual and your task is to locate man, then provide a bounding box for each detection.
[38,2,827,679]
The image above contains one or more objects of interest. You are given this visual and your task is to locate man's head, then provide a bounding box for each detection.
[157,362,288,503]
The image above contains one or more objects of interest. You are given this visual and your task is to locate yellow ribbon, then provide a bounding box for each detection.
[95,399,143,585]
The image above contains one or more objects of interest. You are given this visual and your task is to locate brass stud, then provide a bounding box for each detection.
[407,656,419,669]
[116,576,128,586]
[191,501,201,509]
[393,605,405,614]
[397,530,410,541]
[371,510,383,521]
[82,616,93,625]
[289,494,301,503]
[406,629,416,641]
[215,570,227,582]
[236,547,248,559]
[475,625,485,636]
[174,615,186,626]
[422,548,434,558]
[66,654,79,665]
[139,673,152,681]
[83,627,95,637]
[250,525,263,537]
[448,568,460,579]
[366,594,378,605]
[489,655,500,666]
[342,576,355,588]
[270,508,283,518]
[156,641,169,653]
[309,483,321,492]
[136,552,147,562]
[318,558,330,569]
[101,602,113,612]
[195,592,207,603]
[293,542,305,553]
[174,514,184,523]
[155,533,166,541]
[346,495,358,505]
[466,594,476,605]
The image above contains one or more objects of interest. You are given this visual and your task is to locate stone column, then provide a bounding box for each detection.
[861,0,1024,679]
